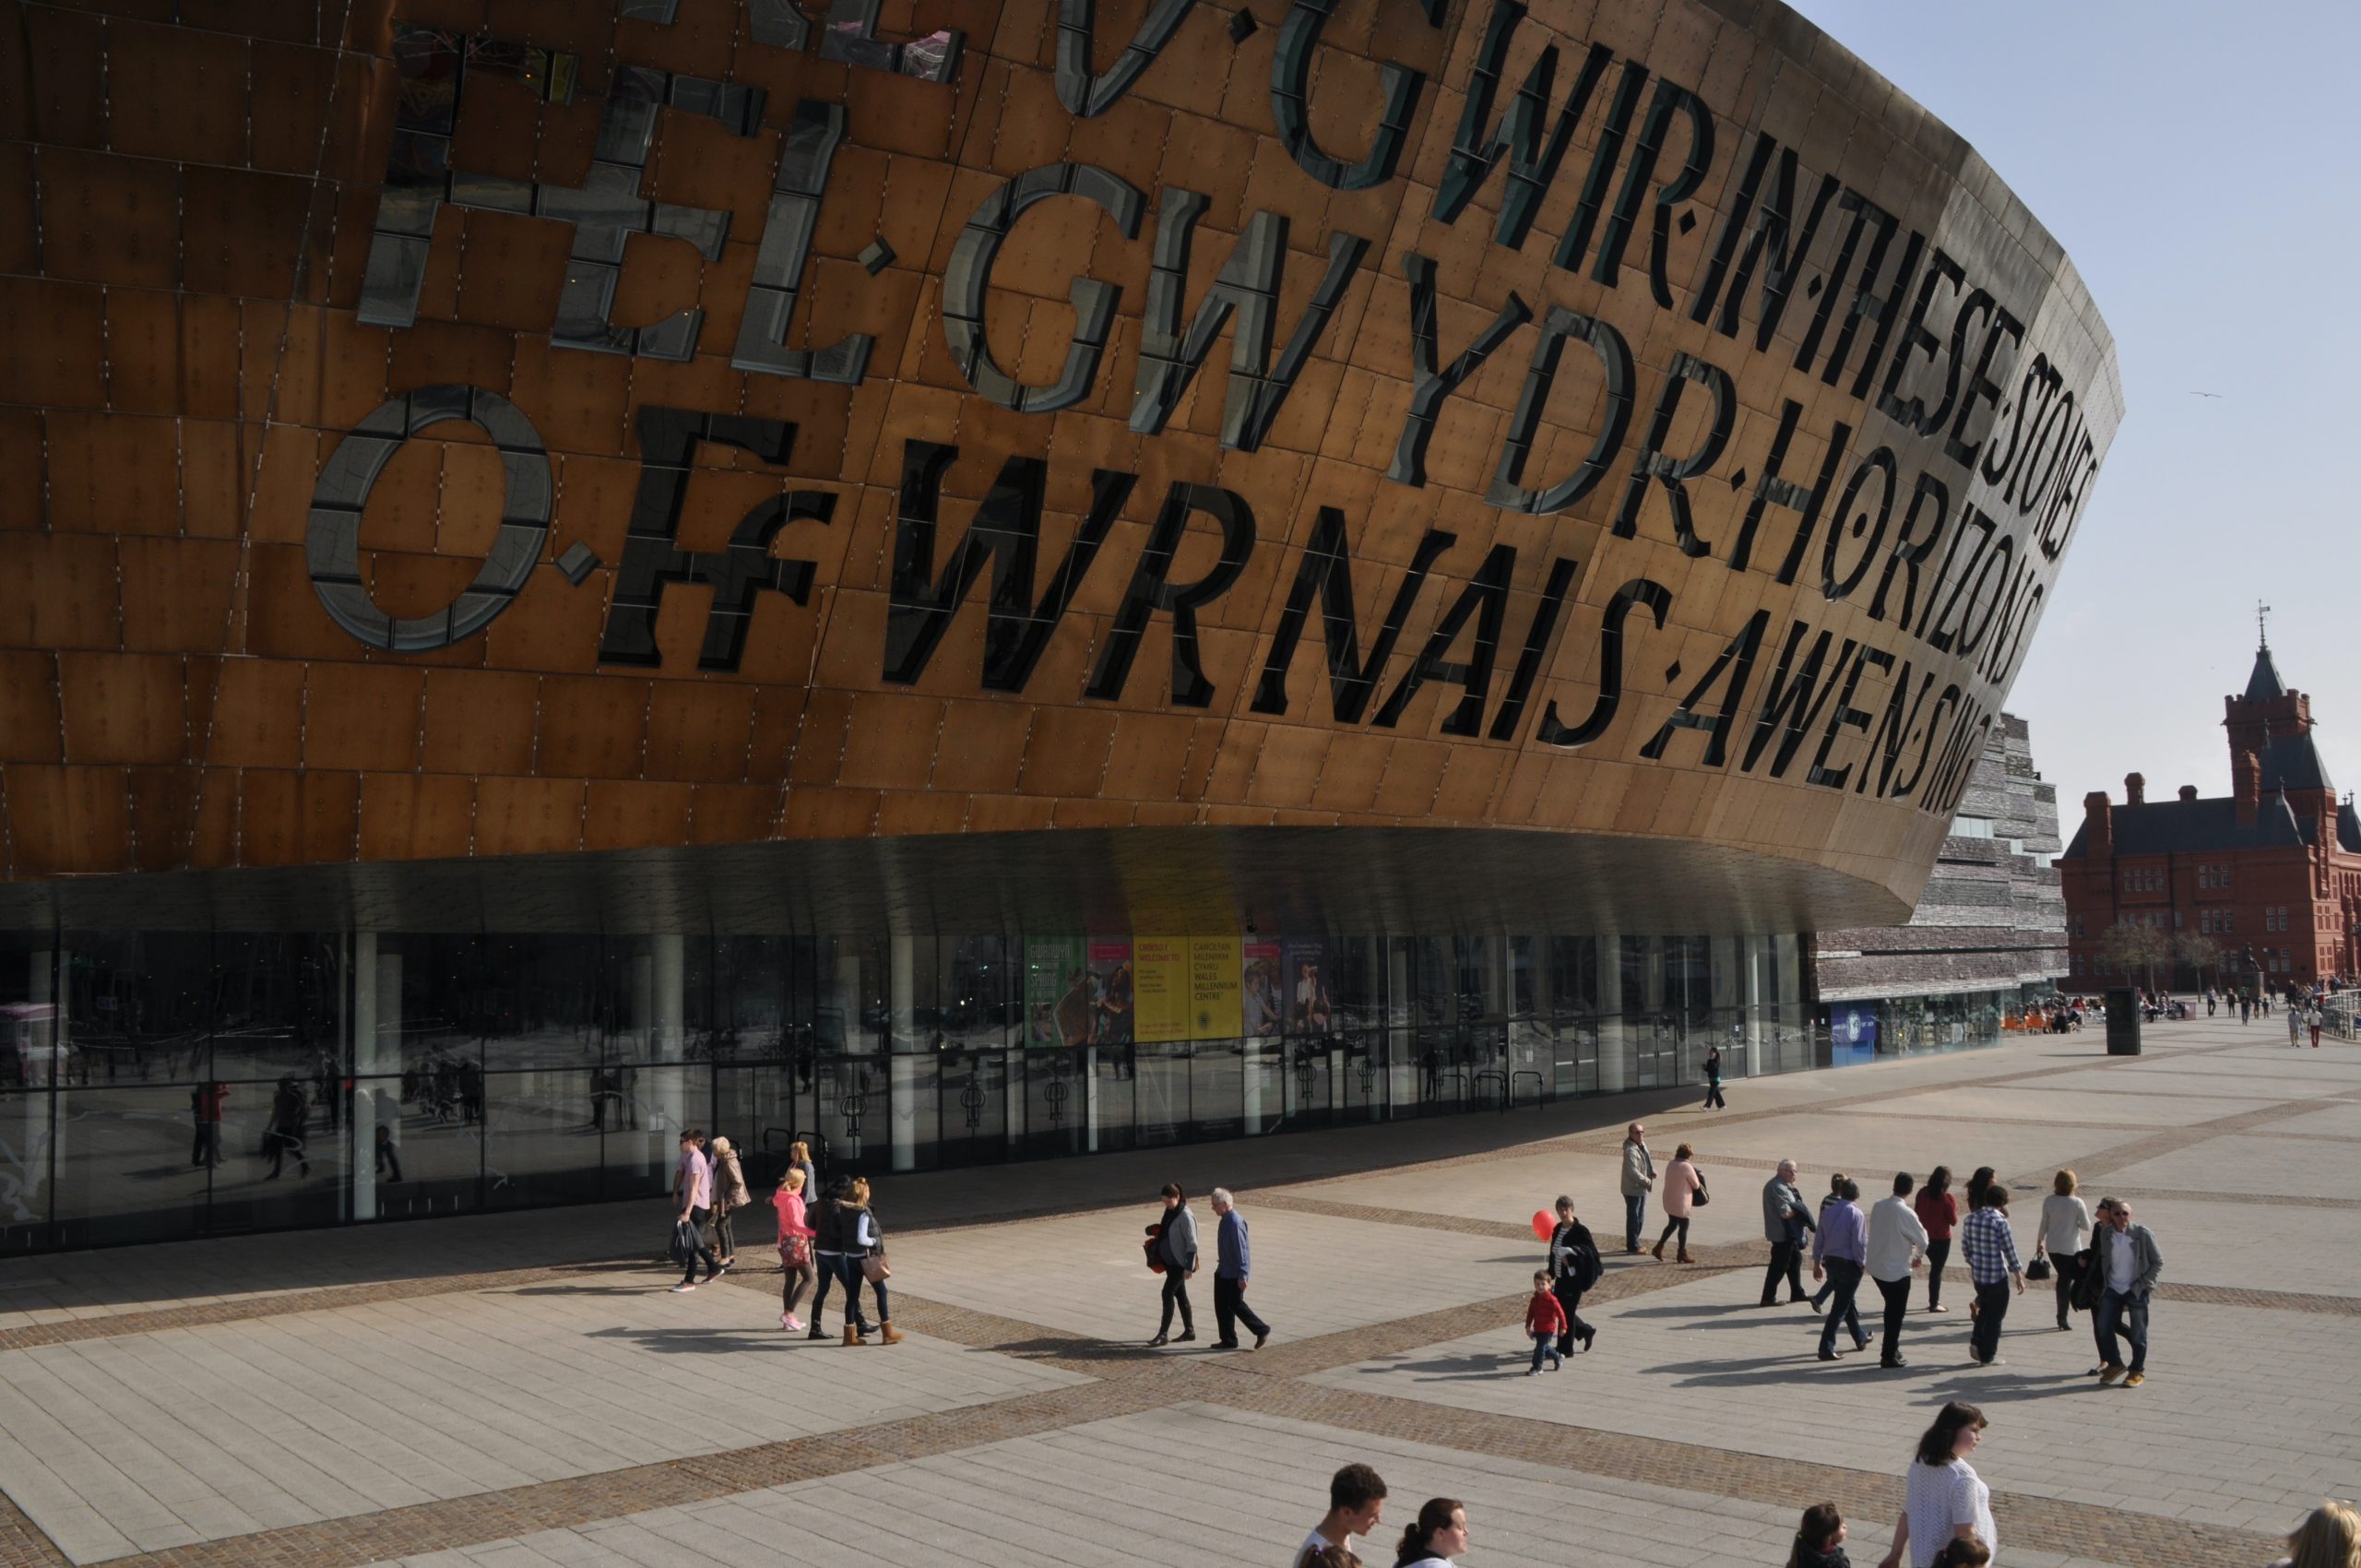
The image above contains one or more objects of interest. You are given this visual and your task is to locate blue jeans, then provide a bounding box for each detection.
[1623,1192,1645,1251]
[1529,1332,1561,1372]
[2095,1287,2149,1372]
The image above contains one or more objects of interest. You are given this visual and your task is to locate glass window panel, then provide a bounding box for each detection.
[52,1084,209,1248]
[485,1066,599,1209]
[1019,1045,1090,1160]
[702,937,790,1064]
[1191,1039,1243,1140]
[211,932,348,1085]
[62,931,213,1085]
[896,1051,944,1171]
[368,1074,483,1219]
[1241,1038,1282,1134]
[603,1062,690,1198]
[1088,1044,1135,1154]
[0,1089,49,1253]
[1133,1041,1189,1147]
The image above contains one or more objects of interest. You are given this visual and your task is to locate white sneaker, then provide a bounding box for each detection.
[670,1283,696,1293]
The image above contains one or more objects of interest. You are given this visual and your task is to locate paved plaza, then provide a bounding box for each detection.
[0,1012,2354,1568]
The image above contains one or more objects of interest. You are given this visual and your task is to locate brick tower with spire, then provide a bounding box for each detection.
[2058,618,2361,991]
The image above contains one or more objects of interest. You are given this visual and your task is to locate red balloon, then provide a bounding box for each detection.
[1531,1210,1553,1241]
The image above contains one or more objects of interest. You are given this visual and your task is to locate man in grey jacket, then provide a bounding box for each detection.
[1619,1123,1655,1253]
[1760,1158,1814,1306]
[2089,1196,2163,1386]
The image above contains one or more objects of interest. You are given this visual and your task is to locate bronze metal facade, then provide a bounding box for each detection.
[0,0,2122,1248]
[0,0,2118,934]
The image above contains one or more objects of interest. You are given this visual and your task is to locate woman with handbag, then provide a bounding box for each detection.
[708,1135,749,1269]
[1149,1182,1199,1346]
[2035,1169,2091,1331]
[1652,1144,1705,1262]
[839,1176,902,1345]
[773,1168,817,1333]
[806,1177,862,1341]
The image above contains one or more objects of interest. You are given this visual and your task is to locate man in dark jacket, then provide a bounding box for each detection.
[1548,1195,1599,1354]
[1760,1159,1814,1306]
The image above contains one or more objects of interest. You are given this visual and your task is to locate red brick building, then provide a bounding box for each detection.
[2061,639,2361,990]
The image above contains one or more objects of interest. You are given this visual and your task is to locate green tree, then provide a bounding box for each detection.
[2097,921,2171,992]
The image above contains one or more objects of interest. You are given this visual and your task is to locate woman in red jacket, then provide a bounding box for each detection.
[1915,1167,1959,1313]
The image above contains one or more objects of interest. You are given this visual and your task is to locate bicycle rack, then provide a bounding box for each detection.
[1508,1069,1544,1110]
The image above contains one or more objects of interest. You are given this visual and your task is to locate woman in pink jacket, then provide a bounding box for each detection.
[1652,1143,1706,1263]
[774,1169,817,1332]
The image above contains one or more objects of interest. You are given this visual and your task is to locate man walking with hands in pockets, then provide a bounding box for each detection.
[1209,1188,1272,1351]
[1619,1122,1655,1254]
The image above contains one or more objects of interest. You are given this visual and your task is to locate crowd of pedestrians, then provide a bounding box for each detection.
[639,1002,2340,1568]
[1283,1431,2353,1566]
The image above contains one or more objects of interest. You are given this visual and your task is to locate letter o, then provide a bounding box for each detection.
[305,385,552,651]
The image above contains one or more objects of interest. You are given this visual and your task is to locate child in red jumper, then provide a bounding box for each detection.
[1525,1271,1566,1374]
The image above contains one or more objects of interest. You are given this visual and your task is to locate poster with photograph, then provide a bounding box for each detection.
[1242,940,1283,1036]
[1191,934,1243,1039]
[1133,937,1188,1042]
[1026,937,1088,1046]
[1283,937,1333,1036]
[1087,939,1134,1044]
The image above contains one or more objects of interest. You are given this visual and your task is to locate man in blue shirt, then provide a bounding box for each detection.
[1809,1177,1871,1360]
[1210,1187,1272,1350]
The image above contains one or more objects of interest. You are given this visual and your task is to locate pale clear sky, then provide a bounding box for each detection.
[1789,0,2361,821]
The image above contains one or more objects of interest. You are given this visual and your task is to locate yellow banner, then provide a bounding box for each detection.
[1133,937,1188,1042]
[1191,933,1244,1039]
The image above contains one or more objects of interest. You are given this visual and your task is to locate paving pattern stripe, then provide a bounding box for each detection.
[34,1378,1171,1568]
[0,1261,654,1355]
[1272,1037,2277,1192]
[1188,1375,2269,1568]
[18,1278,2252,1568]
[2103,1184,2361,1210]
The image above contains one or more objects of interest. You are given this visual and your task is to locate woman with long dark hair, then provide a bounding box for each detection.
[1148,1182,1198,1346]
[1872,1401,1993,1568]
[1915,1167,1958,1313]
[1394,1498,1468,1568]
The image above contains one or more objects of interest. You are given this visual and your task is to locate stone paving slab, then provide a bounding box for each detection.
[0,1277,1086,1563]
[2260,1100,2361,1138]
[1304,1265,2361,1536]
[878,1203,1540,1346]
[0,1014,2345,1568]
[1824,1084,2292,1128]
[358,1403,2106,1568]
[2094,1132,2346,1199]
[2105,1194,2361,1297]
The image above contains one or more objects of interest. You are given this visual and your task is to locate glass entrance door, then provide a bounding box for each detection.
[935,1050,1008,1168]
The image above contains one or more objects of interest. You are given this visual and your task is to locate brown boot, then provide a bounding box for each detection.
[1650,1238,1666,1261]
[879,1322,905,1345]
[841,1325,862,1347]
[1678,1249,1693,1264]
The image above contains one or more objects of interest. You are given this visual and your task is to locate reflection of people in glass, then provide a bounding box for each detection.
[1291,962,1332,1035]
[308,1046,338,1132]
[264,1076,311,1179]
[189,1081,227,1168]
[1243,960,1280,1035]
[374,1123,404,1183]
[1094,961,1134,1045]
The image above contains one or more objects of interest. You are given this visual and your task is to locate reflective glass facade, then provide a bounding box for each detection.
[0,924,1809,1253]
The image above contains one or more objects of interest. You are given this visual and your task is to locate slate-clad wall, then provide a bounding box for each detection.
[1817,711,2066,1001]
